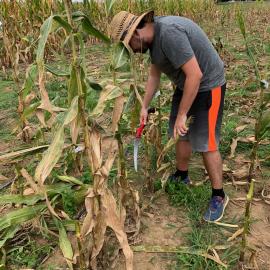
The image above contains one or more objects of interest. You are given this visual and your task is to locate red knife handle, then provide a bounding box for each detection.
[136,123,145,138]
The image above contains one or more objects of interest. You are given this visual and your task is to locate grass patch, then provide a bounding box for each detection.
[165,182,239,269]
[7,239,54,269]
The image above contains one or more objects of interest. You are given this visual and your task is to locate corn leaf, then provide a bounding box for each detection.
[22,64,38,98]
[72,11,110,43]
[35,96,79,185]
[21,101,41,121]
[0,204,46,231]
[45,64,70,77]
[105,0,117,16]
[0,145,49,163]
[55,218,74,269]
[56,175,84,186]
[258,110,270,138]
[237,10,246,39]
[0,194,44,205]
[85,77,102,91]
[37,15,72,64]
[0,225,21,249]
[90,84,122,117]
[111,42,129,71]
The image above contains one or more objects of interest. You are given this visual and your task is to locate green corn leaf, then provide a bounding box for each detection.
[74,33,86,68]
[86,77,103,91]
[105,0,117,16]
[72,11,110,43]
[68,66,78,105]
[57,175,84,186]
[258,110,270,139]
[0,194,44,205]
[54,218,74,269]
[37,15,72,64]
[237,10,246,39]
[53,16,73,33]
[21,101,41,121]
[22,64,38,98]
[111,42,130,71]
[35,96,79,185]
[0,225,21,249]
[45,64,70,77]
[264,91,270,104]
[0,204,46,231]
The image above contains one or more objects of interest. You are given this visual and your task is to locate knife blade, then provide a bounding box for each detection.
[133,122,145,172]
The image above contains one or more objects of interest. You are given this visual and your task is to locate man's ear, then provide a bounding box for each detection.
[133,29,140,39]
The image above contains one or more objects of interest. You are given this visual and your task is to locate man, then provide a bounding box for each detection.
[109,11,228,222]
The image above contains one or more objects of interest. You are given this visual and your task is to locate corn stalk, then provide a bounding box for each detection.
[237,10,270,182]
[239,179,255,263]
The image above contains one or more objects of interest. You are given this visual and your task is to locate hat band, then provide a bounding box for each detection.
[120,15,138,41]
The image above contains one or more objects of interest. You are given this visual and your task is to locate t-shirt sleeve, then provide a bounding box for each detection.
[161,25,194,69]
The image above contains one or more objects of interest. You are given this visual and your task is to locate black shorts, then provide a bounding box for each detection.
[168,84,226,152]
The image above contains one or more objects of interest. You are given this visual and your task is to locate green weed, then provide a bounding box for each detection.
[7,239,54,268]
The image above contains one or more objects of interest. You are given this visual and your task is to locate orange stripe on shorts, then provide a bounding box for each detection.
[208,86,221,151]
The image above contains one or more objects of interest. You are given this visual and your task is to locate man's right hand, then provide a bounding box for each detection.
[140,107,148,125]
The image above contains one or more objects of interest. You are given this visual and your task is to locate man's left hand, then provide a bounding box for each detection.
[174,114,188,139]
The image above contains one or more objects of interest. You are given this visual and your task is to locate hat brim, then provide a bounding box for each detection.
[122,10,154,53]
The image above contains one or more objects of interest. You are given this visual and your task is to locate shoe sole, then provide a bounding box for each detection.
[203,195,230,223]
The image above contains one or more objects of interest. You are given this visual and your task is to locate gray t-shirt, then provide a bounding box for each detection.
[150,16,225,92]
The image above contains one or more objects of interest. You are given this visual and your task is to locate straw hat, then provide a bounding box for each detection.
[110,10,154,52]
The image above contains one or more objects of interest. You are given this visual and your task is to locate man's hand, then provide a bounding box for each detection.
[140,106,148,125]
[174,114,188,139]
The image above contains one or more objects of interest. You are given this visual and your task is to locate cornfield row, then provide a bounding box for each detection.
[0,0,270,269]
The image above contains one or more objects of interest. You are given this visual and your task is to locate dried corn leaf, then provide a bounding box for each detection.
[70,116,80,145]
[20,168,39,192]
[132,245,227,268]
[229,138,238,158]
[89,129,102,173]
[157,138,175,168]
[0,175,8,182]
[103,189,133,270]
[90,211,107,269]
[232,166,249,179]
[90,84,122,117]
[82,196,96,237]
[235,125,248,133]
[214,222,239,228]
[35,96,78,185]
[111,95,125,133]
[227,227,244,242]
[0,145,49,163]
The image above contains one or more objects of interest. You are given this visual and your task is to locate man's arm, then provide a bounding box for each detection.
[140,64,161,124]
[174,56,203,138]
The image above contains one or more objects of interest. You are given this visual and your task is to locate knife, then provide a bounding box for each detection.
[133,108,156,172]
[133,122,145,172]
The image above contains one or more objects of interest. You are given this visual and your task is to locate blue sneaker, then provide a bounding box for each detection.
[168,172,191,185]
[203,195,229,222]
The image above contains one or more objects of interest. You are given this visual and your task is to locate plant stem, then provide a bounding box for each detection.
[239,179,255,262]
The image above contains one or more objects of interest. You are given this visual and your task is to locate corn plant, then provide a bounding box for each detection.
[237,10,270,182]
[0,1,135,269]
[237,9,270,266]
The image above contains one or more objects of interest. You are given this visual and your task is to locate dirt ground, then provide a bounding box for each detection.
[114,193,270,270]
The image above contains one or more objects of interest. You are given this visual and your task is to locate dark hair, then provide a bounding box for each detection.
[136,19,146,29]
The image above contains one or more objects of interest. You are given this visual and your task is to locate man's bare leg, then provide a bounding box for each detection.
[176,140,192,170]
[202,151,223,189]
